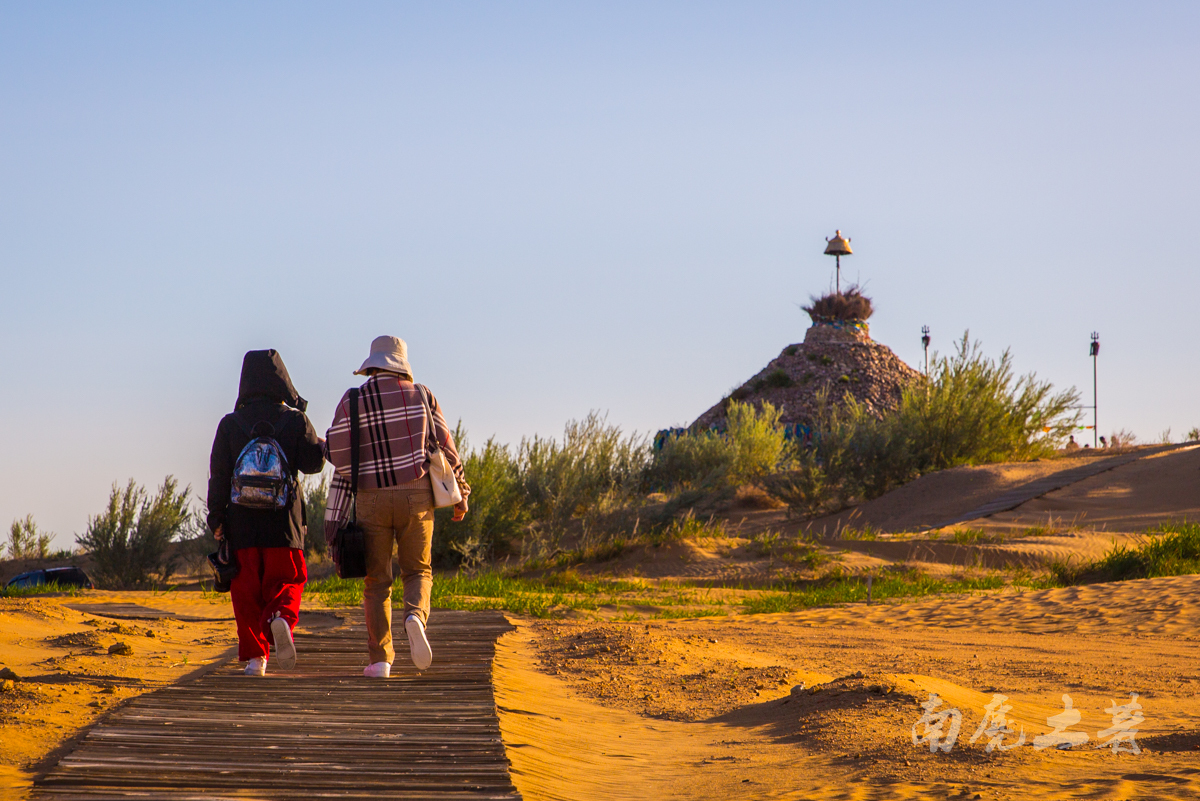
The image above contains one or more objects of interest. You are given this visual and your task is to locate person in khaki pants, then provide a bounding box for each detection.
[325,336,469,678]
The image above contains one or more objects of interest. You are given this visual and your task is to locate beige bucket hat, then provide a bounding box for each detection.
[354,335,413,377]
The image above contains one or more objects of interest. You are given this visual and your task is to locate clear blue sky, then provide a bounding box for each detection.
[2,2,1197,548]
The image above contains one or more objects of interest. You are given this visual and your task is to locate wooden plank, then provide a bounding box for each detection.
[32,609,521,800]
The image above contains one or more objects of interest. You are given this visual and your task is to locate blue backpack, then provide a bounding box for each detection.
[229,414,293,510]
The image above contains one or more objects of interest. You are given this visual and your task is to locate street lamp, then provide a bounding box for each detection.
[921,326,931,374]
[824,230,852,294]
[1089,332,1100,448]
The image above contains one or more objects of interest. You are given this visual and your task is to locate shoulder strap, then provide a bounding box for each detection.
[349,388,361,496]
[416,384,442,454]
[230,411,255,440]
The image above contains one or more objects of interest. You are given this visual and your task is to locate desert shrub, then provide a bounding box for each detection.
[1187,427,1200,442]
[301,472,330,556]
[896,334,1079,468]
[433,431,529,567]
[648,430,734,490]
[755,450,834,518]
[802,286,874,323]
[1051,522,1200,585]
[725,400,790,483]
[648,510,727,544]
[1110,429,1137,449]
[76,477,191,589]
[760,368,794,389]
[647,401,789,492]
[175,505,218,574]
[6,515,52,560]
[518,412,649,533]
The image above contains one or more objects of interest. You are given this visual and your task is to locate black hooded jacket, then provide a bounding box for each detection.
[207,350,325,550]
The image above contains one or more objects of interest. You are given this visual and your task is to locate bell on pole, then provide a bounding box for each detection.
[824,230,852,293]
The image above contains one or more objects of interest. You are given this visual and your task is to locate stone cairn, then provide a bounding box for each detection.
[689,306,921,434]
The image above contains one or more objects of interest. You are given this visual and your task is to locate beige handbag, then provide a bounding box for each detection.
[418,386,464,508]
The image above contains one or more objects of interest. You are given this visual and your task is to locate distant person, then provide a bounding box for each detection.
[1100,436,1109,449]
[1065,435,1080,452]
[208,350,326,677]
[325,336,470,678]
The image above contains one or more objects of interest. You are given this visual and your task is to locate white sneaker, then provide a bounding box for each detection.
[405,614,432,671]
[270,617,296,670]
[364,661,391,678]
[245,657,267,677]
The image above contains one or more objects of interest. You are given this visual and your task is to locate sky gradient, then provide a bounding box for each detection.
[2,2,1198,547]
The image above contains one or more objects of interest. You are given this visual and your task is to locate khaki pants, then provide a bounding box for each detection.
[357,478,434,665]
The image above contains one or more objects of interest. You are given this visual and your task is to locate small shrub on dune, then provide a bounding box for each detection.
[77,477,191,589]
[6,515,52,561]
[301,472,330,557]
[648,400,790,494]
[1052,522,1200,585]
[647,430,734,491]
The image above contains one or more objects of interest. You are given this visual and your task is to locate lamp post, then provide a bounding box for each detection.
[921,326,931,374]
[824,230,852,294]
[1089,332,1100,448]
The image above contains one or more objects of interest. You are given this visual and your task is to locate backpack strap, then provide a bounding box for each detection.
[231,408,287,439]
[349,388,361,498]
[230,411,255,440]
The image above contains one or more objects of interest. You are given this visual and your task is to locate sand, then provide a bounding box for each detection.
[495,447,1200,799]
[975,445,1200,535]
[498,574,1200,799]
[5,447,1199,799]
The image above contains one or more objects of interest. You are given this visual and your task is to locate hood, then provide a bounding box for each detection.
[235,350,307,412]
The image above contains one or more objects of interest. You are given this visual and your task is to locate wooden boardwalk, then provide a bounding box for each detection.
[32,609,521,800]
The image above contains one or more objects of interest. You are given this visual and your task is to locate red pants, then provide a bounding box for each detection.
[229,547,307,661]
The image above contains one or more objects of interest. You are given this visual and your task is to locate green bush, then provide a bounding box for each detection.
[725,400,789,483]
[433,430,529,567]
[896,333,1079,468]
[518,412,648,531]
[648,400,789,492]
[755,451,832,518]
[647,430,733,491]
[6,515,52,560]
[76,477,191,589]
[301,473,329,556]
[1051,522,1200,585]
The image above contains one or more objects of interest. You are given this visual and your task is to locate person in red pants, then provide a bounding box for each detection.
[207,350,325,676]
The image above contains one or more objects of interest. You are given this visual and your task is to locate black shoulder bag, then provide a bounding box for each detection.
[333,388,368,579]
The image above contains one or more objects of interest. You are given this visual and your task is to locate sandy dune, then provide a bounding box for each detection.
[498,575,1200,800]
[976,445,1200,534]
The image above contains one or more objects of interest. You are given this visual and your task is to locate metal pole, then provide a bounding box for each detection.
[836,255,841,294]
[1090,332,1100,448]
[921,326,931,375]
[1093,346,1098,448]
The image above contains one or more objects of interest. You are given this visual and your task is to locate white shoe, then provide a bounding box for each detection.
[405,615,432,671]
[364,661,391,678]
[270,617,296,670]
[245,657,267,677]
